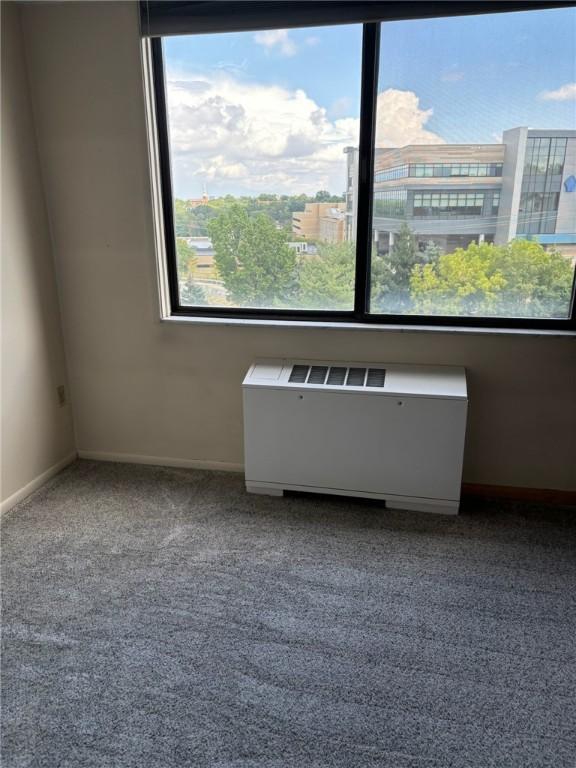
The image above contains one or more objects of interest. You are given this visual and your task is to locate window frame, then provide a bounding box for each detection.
[148,5,576,331]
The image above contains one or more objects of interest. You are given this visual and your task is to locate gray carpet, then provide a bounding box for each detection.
[1,460,575,768]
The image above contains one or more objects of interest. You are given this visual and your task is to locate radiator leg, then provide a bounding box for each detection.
[246,484,284,497]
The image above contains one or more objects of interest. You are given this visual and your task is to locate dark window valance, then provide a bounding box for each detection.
[139,0,572,37]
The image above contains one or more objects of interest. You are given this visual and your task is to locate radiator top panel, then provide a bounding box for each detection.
[245,359,467,400]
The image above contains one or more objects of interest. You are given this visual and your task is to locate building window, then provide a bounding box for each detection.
[374,190,408,217]
[518,137,567,235]
[146,3,576,328]
[491,191,500,216]
[405,163,503,179]
[375,165,409,182]
[412,192,486,218]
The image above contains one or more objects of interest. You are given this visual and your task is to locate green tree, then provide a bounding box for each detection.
[410,243,505,315]
[298,241,355,309]
[176,238,206,305]
[421,240,443,263]
[208,204,298,307]
[491,238,573,317]
[315,190,345,203]
[180,280,207,306]
[189,204,217,236]
[176,238,197,282]
[371,223,437,313]
[289,195,309,212]
[174,200,195,237]
[410,239,573,318]
[174,200,218,237]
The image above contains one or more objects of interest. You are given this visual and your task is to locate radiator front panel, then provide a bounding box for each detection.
[243,388,467,502]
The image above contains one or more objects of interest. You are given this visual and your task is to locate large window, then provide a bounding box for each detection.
[374,190,408,218]
[161,24,361,312]
[375,163,503,182]
[412,192,486,218]
[147,2,576,329]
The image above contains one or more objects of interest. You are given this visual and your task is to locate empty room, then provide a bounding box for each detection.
[2,1,576,766]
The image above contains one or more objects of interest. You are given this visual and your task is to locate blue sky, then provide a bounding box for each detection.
[164,7,576,197]
[379,9,576,143]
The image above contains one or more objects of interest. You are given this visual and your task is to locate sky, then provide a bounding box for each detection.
[164,7,576,199]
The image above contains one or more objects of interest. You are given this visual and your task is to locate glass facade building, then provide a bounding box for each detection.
[347,128,576,256]
[518,137,567,235]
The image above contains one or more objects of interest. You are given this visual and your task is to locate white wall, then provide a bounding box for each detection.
[1,3,76,510]
[21,2,576,491]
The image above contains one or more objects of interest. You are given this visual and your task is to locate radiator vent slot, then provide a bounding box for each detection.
[366,368,386,388]
[326,366,347,385]
[289,365,310,383]
[307,366,328,384]
[289,364,386,388]
[346,367,367,386]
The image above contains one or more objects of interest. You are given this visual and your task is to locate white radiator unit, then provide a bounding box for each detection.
[242,359,468,515]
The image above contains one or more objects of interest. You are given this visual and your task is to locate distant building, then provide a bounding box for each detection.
[320,207,347,244]
[287,241,309,254]
[185,236,214,269]
[292,202,346,243]
[345,128,576,258]
[186,192,210,209]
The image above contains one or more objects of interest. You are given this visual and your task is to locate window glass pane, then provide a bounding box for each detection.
[163,25,362,310]
[369,7,576,318]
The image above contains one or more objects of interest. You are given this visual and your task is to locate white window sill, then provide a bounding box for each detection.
[160,315,576,338]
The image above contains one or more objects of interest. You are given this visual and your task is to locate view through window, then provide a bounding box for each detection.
[162,7,576,321]
[367,8,576,318]
[163,24,362,310]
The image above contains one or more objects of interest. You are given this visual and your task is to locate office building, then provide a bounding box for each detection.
[292,202,346,243]
[345,128,576,257]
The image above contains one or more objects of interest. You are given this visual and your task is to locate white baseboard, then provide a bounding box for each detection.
[77,450,244,474]
[1,452,77,517]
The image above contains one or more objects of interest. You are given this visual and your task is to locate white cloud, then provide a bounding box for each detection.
[329,96,352,118]
[305,35,320,47]
[539,82,576,101]
[167,74,357,195]
[375,89,444,147]
[254,29,297,57]
[166,76,444,197]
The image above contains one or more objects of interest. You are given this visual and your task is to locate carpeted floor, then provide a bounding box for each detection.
[1,460,575,768]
